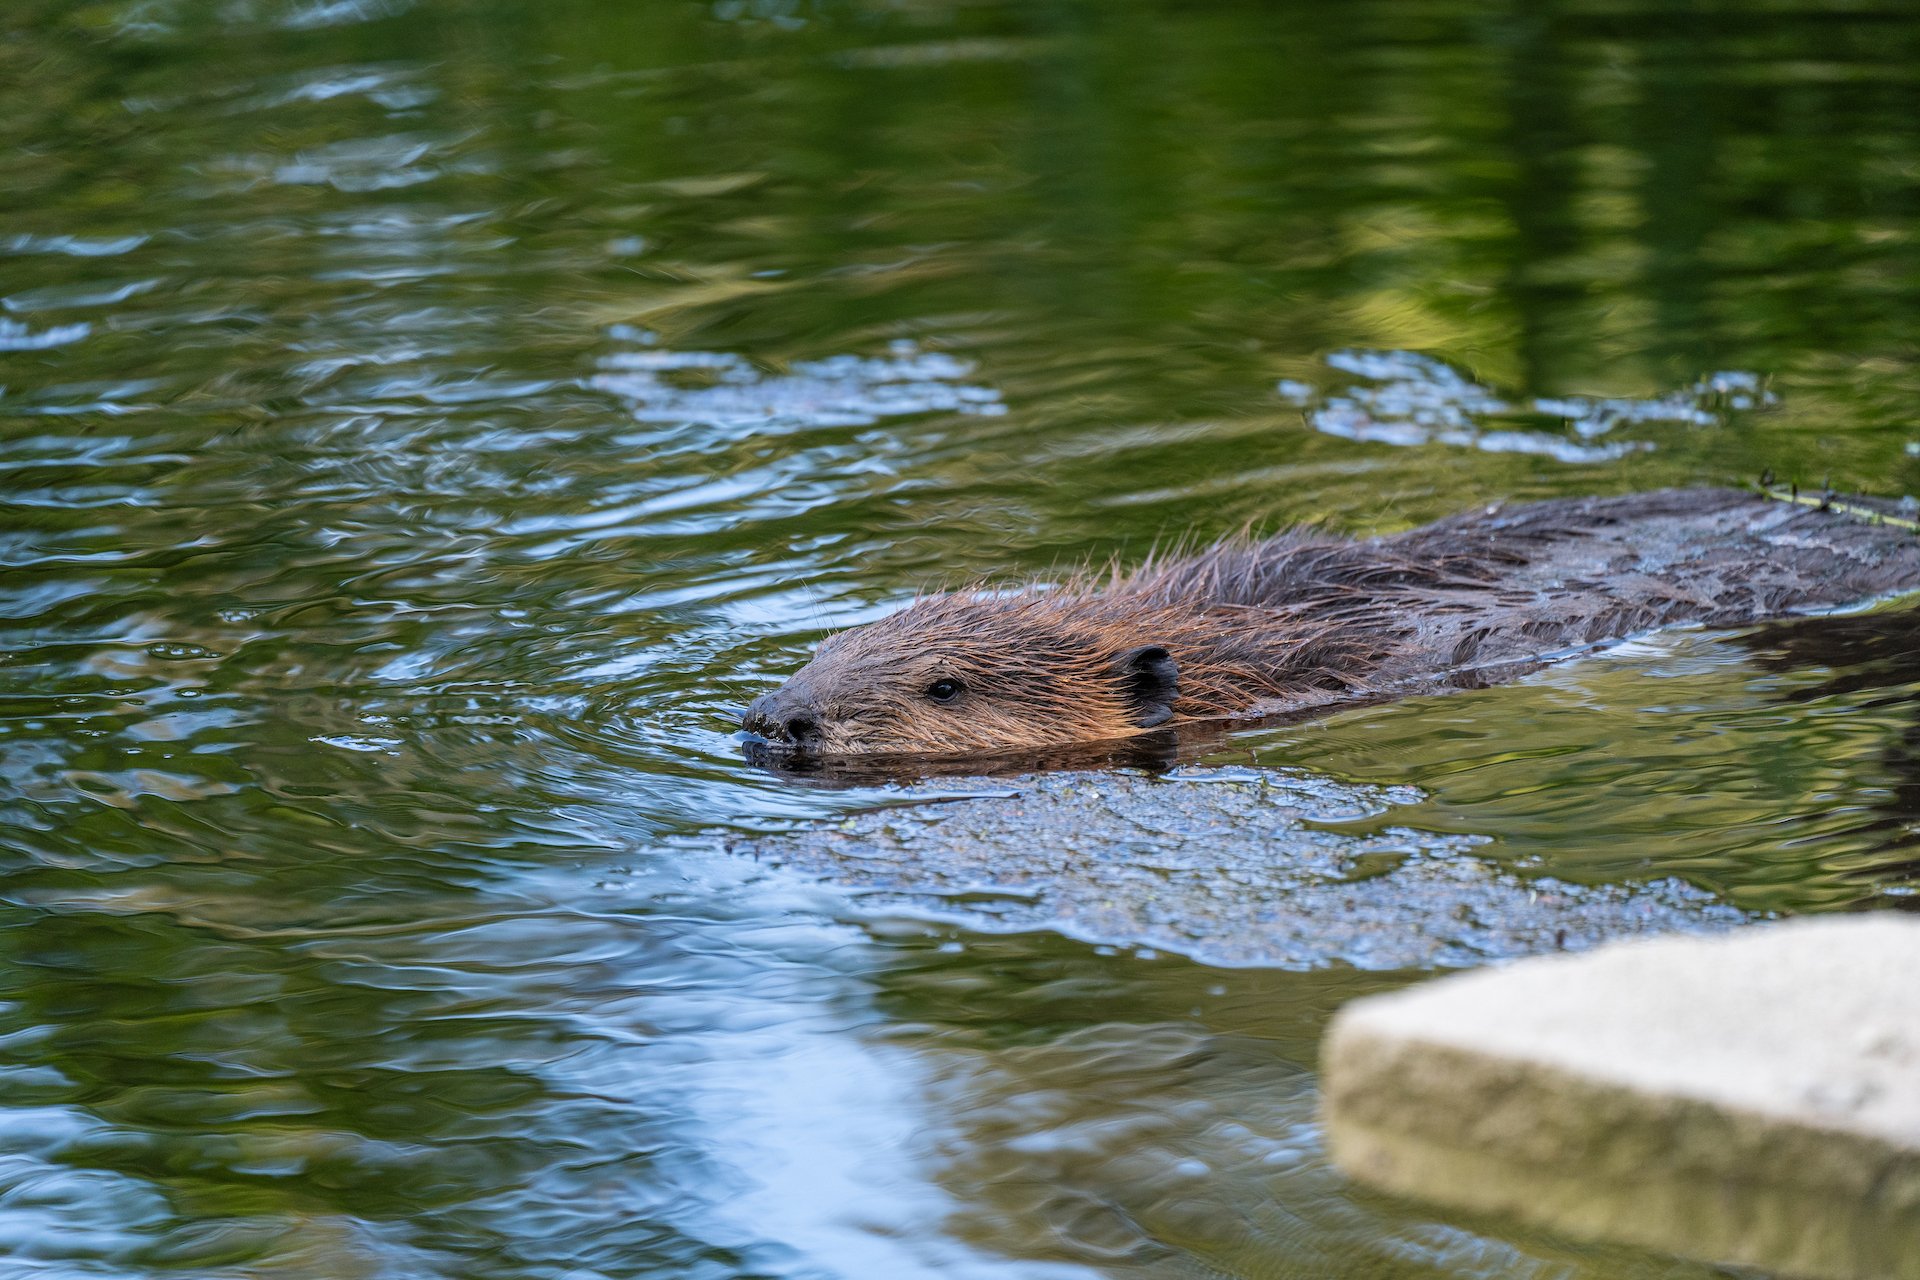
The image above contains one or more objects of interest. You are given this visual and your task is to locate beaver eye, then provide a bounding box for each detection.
[926,678,963,704]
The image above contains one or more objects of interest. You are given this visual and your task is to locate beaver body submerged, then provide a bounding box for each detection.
[742,488,1920,758]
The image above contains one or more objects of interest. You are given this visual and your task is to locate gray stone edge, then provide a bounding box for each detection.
[1321,1019,1920,1280]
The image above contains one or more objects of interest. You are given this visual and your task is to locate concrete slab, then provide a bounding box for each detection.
[1322,915,1920,1279]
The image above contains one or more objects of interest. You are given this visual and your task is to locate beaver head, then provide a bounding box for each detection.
[741,592,1182,757]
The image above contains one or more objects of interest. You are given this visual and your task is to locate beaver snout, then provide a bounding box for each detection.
[742,690,825,752]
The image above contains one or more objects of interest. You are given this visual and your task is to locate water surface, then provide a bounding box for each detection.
[6,0,1920,1275]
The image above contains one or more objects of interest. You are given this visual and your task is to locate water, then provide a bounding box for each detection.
[5,0,1920,1274]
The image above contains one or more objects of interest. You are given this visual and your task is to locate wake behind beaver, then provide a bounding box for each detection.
[742,487,1920,760]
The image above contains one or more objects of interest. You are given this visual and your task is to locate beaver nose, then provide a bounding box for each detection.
[782,714,822,749]
[742,691,824,751]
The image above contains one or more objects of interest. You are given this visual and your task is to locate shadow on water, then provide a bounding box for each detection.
[6,0,1920,1274]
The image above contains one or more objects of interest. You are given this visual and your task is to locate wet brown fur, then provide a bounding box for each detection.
[744,488,1920,757]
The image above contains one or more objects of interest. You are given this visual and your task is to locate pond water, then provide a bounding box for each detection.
[6,0,1920,1275]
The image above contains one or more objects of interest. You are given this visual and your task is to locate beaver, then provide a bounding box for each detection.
[741,487,1920,758]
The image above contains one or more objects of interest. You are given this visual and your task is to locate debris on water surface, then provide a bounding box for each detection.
[728,768,1753,969]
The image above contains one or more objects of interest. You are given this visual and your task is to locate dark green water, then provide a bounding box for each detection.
[6,0,1920,1275]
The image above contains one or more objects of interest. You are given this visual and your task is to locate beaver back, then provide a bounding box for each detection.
[1350,487,1920,687]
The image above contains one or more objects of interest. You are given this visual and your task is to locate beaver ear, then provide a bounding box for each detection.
[1115,644,1180,728]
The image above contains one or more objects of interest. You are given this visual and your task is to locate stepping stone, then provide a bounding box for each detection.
[1322,916,1920,1280]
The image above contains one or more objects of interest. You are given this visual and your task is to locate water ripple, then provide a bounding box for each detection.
[0,317,91,351]
[1280,350,1776,462]
[591,332,1004,429]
